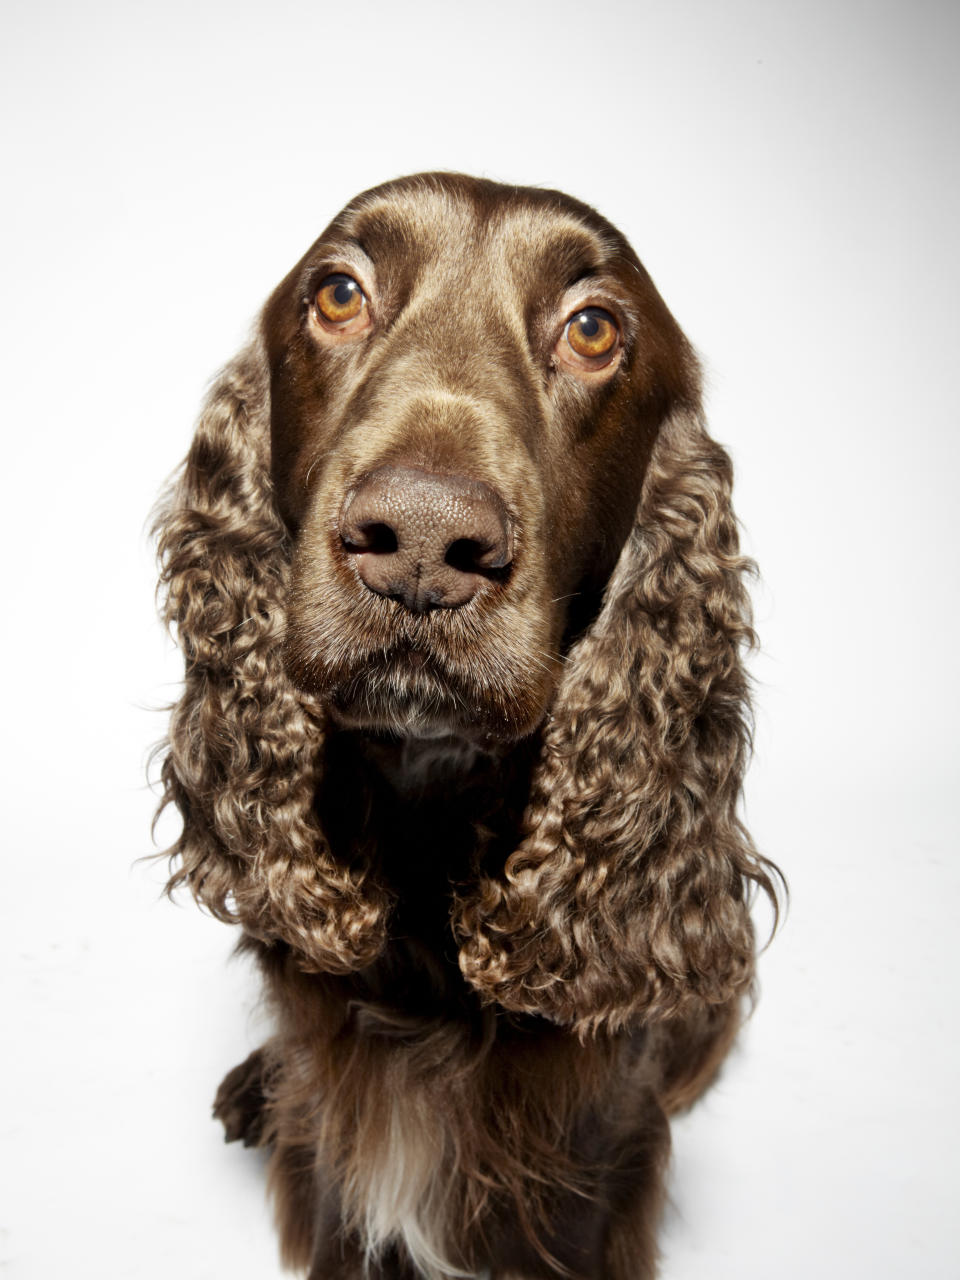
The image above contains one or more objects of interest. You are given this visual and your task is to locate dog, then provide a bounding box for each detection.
[155,172,779,1279]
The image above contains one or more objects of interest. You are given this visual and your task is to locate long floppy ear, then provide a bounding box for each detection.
[154,340,389,971]
[457,406,779,1036]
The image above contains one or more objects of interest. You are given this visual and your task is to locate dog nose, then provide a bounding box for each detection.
[339,466,514,612]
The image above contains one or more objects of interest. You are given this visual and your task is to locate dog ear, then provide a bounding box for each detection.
[155,341,389,972]
[456,406,779,1036]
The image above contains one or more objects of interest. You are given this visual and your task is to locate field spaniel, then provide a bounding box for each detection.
[155,172,779,1279]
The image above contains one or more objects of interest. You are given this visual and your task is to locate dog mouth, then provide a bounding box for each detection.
[289,638,549,744]
[324,647,490,739]
[327,660,440,728]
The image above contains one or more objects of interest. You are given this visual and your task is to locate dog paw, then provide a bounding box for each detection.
[212,1047,271,1147]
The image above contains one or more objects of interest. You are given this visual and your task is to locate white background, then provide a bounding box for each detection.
[3,1,958,1276]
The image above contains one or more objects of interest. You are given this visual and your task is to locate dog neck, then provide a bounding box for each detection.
[352,728,493,799]
[318,724,539,882]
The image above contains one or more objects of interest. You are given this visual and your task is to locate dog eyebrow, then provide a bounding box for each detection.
[496,214,615,286]
[347,202,439,259]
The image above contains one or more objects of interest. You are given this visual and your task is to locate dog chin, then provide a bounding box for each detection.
[327,695,465,740]
[325,692,515,747]
[287,643,549,745]
[323,671,543,746]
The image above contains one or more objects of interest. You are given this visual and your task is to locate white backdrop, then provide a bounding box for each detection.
[3,1,958,1276]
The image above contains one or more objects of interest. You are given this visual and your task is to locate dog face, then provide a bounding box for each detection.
[158,170,774,1025]
[263,174,695,744]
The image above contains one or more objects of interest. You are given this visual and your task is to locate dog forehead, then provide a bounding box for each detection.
[336,179,621,293]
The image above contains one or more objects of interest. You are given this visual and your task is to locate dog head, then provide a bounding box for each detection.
[157,174,775,1033]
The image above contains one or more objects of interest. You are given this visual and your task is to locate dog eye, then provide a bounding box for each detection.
[564,308,620,362]
[315,274,368,327]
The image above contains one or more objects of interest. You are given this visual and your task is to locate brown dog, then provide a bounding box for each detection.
[156,172,778,1279]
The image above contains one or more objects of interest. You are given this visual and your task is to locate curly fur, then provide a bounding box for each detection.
[155,172,780,1279]
[456,407,775,1033]
[157,348,391,971]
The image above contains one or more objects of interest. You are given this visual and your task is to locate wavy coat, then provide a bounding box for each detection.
[156,173,779,1280]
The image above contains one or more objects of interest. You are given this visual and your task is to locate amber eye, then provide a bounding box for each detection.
[315,274,367,325]
[565,308,619,361]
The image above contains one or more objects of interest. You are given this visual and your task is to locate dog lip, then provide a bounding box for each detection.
[329,646,461,708]
[323,648,541,745]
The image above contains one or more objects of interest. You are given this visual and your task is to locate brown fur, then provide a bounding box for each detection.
[156,173,780,1278]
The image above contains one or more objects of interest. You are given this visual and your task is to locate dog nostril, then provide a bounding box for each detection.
[342,521,399,555]
[445,538,509,576]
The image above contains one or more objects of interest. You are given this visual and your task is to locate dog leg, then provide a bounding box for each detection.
[212,1046,272,1147]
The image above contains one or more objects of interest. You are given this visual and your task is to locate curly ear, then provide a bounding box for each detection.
[457,407,779,1036]
[155,341,388,971]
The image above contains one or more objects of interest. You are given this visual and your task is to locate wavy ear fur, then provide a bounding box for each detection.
[457,407,779,1036]
[155,342,389,971]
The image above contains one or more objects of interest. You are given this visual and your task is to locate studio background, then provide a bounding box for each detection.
[3,1,957,1276]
